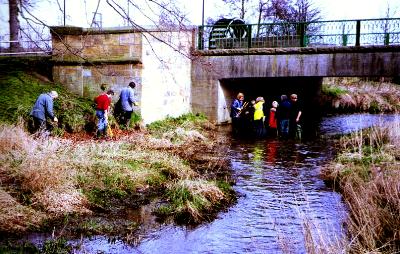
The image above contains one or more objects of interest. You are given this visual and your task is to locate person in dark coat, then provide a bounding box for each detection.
[276,94,291,139]
[117,81,137,129]
[230,92,245,135]
[30,91,59,134]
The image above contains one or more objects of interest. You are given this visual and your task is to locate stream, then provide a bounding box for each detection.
[31,113,400,253]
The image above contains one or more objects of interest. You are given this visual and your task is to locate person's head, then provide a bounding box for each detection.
[49,91,58,99]
[128,81,136,89]
[100,83,108,91]
[106,89,114,96]
[272,101,278,108]
[290,94,298,102]
[256,97,264,103]
[237,92,244,101]
[281,94,287,101]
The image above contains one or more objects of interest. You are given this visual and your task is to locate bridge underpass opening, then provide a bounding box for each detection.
[219,77,323,137]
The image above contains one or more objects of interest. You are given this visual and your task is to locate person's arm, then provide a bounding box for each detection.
[45,96,56,121]
[296,111,302,123]
[129,89,135,106]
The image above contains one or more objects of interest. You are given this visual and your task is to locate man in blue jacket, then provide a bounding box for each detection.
[30,91,59,134]
[118,81,137,129]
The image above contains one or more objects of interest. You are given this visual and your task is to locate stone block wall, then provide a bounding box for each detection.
[51,27,142,62]
[51,26,194,124]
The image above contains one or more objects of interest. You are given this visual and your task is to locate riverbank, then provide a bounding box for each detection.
[320,77,400,114]
[322,117,400,253]
[0,114,236,252]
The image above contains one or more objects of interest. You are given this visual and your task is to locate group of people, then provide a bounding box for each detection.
[230,92,302,139]
[29,81,138,139]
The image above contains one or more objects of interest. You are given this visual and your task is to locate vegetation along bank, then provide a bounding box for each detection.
[0,70,236,252]
[322,119,400,253]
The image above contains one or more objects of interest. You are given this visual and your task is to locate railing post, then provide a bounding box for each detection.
[198,26,204,50]
[299,22,306,47]
[342,34,348,46]
[247,25,252,48]
[355,20,361,46]
[384,33,390,45]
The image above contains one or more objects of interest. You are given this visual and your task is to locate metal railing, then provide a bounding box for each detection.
[197,18,400,50]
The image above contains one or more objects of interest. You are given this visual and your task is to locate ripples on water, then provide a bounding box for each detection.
[46,114,400,253]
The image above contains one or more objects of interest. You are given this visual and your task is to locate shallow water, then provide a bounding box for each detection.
[30,113,400,253]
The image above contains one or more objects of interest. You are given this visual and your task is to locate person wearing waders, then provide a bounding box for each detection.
[289,93,302,139]
[253,97,266,138]
[276,94,291,139]
[268,100,279,137]
[230,92,245,135]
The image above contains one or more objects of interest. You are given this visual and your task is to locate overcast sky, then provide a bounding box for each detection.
[0,0,399,37]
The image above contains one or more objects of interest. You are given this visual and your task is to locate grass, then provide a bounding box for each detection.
[0,117,234,234]
[156,179,225,224]
[0,71,95,134]
[320,77,400,113]
[146,113,209,140]
[321,83,348,97]
[322,118,400,253]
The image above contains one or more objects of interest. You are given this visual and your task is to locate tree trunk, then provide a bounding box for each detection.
[9,0,20,52]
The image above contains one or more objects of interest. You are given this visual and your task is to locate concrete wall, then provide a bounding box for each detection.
[51,27,194,125]
[141,30,193,124]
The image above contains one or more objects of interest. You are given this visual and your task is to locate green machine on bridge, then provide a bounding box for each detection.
[208,18,249,49]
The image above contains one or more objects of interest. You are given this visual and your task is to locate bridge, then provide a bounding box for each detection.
[1,18,399,124]
[192,18,400,123]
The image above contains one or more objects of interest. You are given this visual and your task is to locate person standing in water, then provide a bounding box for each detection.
[253,97,266,138]
[289,93,302,139]
[230,92,245,135]
[268,100,279,137]
[276,94,291,139]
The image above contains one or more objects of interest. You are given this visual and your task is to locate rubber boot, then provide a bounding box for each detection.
[96,129,102,139]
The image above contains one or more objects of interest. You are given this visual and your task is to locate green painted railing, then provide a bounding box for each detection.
[197,18,400,50]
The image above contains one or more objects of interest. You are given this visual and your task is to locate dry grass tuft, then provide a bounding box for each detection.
[322,118,400,253]
[322,78,400,113]
[1,114,233,234]
[0,188,46,232]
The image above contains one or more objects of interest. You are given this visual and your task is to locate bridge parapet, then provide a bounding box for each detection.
[198,18,400,50]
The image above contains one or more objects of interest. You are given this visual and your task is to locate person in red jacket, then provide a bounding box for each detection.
[268,100,278,137]
[94,88,114,138]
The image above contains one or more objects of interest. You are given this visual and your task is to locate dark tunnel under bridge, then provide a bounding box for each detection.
[219,77,322,137]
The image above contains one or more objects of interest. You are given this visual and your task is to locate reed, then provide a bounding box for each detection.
[321,78,400,113]
[322,117,400,253]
